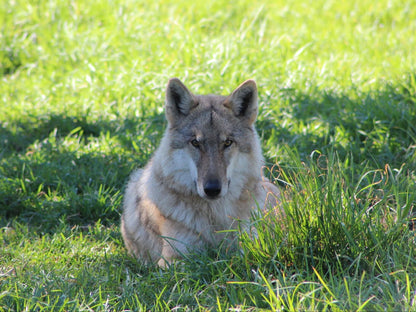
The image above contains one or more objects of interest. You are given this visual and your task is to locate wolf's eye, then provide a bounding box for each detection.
[190,139,200,148]
[224,139,233,148]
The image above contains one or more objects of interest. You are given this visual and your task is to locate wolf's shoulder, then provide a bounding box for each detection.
[128,168,144,182]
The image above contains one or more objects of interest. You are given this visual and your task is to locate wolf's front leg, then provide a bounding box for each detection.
[157,222,206,267]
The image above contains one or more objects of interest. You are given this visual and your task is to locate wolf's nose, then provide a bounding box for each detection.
[204,179,221,198]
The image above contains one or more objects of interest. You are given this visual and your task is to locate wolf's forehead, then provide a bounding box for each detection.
[196,94,227,107]
[185,106,236,136]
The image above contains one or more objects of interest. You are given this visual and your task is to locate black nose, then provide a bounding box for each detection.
[204,179,221,198]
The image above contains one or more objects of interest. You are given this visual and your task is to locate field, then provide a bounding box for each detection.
[1,0,416,310]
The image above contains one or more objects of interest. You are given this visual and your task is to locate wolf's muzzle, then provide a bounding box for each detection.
[203,179,221,199]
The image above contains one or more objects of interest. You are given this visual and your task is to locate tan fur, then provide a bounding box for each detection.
[121,78,281,266]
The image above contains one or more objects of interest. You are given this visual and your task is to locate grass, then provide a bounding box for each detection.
[1,0,415,310]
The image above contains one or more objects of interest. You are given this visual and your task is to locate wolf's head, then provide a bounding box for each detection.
[159,78,263,200]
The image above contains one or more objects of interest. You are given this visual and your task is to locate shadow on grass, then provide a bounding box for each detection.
[0,112,165,231]
[1,152,124,229]
[259,74,416,170]
[0,113,165,155]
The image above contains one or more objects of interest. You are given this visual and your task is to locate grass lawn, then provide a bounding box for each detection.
[1,0,416,310]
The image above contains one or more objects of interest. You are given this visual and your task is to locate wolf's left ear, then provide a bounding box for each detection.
[225,79,258,124]
[165,78,195,124]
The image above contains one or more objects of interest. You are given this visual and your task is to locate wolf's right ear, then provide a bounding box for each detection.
[225,79,258,125]
[165,78,195,124]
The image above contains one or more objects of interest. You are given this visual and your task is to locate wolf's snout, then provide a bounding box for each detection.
[203,179,221,199]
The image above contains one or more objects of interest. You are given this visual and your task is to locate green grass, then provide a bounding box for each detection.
[1,0,415,310]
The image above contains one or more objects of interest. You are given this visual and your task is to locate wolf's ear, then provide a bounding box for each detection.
[165,78,195,124]
[225,79,258,124]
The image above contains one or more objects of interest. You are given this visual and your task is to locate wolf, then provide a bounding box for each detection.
[121,78,280,266]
